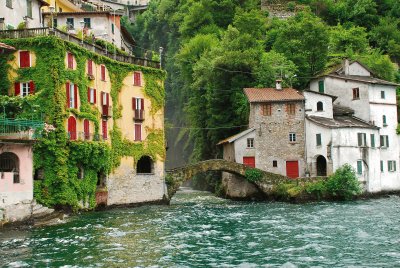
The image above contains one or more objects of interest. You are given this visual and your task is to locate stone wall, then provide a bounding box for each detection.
[222,173,264,200]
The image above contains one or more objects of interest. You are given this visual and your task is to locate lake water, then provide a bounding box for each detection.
[1,188,400,267]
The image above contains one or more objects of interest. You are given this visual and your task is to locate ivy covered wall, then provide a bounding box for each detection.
[0,36,166,210]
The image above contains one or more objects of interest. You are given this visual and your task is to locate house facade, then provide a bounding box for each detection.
[0,0,49,30]
[0,34,165,209]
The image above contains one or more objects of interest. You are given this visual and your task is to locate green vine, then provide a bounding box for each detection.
[0,36,166,210]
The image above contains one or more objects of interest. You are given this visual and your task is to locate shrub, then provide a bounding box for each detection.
[325,164,362,200]
[305,180,327,200]
[287,2,296,12]
[245,168,263,182]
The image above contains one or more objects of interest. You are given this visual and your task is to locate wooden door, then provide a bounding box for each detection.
[243,157,255,168]
[68,116,76,140]
[286,161,299,178]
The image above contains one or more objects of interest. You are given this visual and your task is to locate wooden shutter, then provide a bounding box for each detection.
[87,87,90,103]
[84,119,90,139]
[101,65,105,81]
[106,93,109,106]
[66,82,70,107]
[14,82,20,96]
[74,84,78,109]
[135,124,141,141]
[93,89,96,104]
[101,91,104,106]
[87,60,93,75]
[132,97,136,110]
[29,81,35,94]
[68,52,73,69]
[141,98,144,110]
[102,120,107,139]
[134,72,141,86]
[19,51,30,68]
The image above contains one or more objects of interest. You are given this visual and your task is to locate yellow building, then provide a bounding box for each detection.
[0,32,165,209]
[42,0,83,12]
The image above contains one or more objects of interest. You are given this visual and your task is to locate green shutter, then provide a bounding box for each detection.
[380,160,384,172]
[386,136,389,147]
[358,133,362,146]
[318,81,324,93]
[316,134,321,146]
[357,160,362,174]
[371,134,375,148]
[394,161,397,171]
[388,161,392,171]
[380,135,384,147]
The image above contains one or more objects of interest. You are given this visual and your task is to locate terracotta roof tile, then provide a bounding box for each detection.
[0,42,15,51]
[243,88,304,103]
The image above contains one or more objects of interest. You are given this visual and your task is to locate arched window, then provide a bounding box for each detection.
[136,156,154,174]
[0,152,20,183]
[317,101,323,111]
[68,116,77,140]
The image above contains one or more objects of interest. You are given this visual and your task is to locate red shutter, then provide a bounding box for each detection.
[135,124,141,141]
[68,116,77,140]
[102,120,107,140]
[68,52,74,69]
[87,60,93,75]
[74,84,78,109]
[140,98,144,111]
[101,65,105,81]
[29,81,35,94]
[87,87,90,103]
[19,51,30,68]
[84,119,90,140]
[66,82,70,107]
[15,82,20,96]
[132,97,136,110]
[100,91,104,106]
[106,93,109,106]
[94,89,97,104]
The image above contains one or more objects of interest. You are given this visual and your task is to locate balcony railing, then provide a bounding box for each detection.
[0,118,44,140]
[133,109,145,121]
[0,28,161,69]
[68,131,108,141]
[101,105,113,118]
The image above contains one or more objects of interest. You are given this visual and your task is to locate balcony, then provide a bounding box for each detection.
[102,106,113,118]
[0,118,44,141]
[68,131,108,141]
[133,109,145,121]
[0,28,160,69]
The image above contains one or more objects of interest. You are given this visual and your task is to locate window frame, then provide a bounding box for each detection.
[262,104,272,116]
[273,160,278,167]
[83,17,91,28]
[370,134,375,148]
[357,160,363,175]
[382,115,387,127]
[287,103,296,115]
[380,160,384,172]
[69,83,75,108]
[19,50,31,68]
[6,0,12,8]
[388,160,397,172]
[27,0,32,18]
[247,138,254,148]
[352,87,360,100]
[380,135,389,148]
[133,72,141,86]
[316,101,323,112]
[316,133,322,146]
[21,82,30,97]
[318,80,324,93]
[357,133,367,147]
[289,132,296,142]
[381,90,385,99]
[66,18,74,29]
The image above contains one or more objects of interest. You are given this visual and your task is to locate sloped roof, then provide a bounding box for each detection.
[0,42,15,52]
[243,88,304,103]
[303,90,338,101]
[327,74,399,87]
[306,115,378,129]
[333,105,355,116]
[217,128,255,145]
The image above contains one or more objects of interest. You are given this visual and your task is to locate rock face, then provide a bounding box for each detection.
[222,173,264,200]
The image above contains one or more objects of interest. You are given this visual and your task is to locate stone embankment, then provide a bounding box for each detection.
[0,200,65,228]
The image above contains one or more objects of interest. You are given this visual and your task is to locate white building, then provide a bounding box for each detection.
[0,0,49,30]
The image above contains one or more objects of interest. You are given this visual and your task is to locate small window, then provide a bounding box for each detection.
[88,88,96,104]
[383,115,387,126]
[136,156,154,174]
[353,88,360,99]
[380,135,389,148]
[111,23,115,34]
[19,51,30,68]
[262,104,272,116]
[357,160,363,175]
[27,0,32,17]
[101,65,106,81]
[316,133,322,146]
[357,133,367,147]
[370,134,375,148]
[83,18,91,28]
[380,160,384,172]
[381,91,385,99]
[53,18,58,28]
[273,160,277,167]
[317,101,323,111]
[289,132,296,142]
[247,138,254,148]
[133,72,141,86]
[67,18,74,29]
[21,82,30,97]
[388,160,396,172]
[287,103,295,115]
[6,0,12,8]
[318,80,324,93]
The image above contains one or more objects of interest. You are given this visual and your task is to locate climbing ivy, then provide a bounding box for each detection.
[0,36,166,210]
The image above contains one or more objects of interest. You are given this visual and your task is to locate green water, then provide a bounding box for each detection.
[1,189,400,267]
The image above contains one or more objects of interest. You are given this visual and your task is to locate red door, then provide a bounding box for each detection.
[135,123,142,141]
[68,116,76,140]
[286,161,299,178]
[243,157,255,168]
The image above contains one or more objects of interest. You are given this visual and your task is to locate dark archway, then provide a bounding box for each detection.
[316,155,327,176]
[137,156,154,174]
[317,101,324,111]
[0,152,20,183]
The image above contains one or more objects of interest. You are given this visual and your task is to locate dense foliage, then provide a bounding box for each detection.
[127,0,399,165]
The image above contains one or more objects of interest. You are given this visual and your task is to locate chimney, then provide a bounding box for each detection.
[344,59,350,75]
[275,79,282,90]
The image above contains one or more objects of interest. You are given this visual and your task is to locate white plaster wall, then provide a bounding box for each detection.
[348,62,371,76]
[368,84,397,105]
[1,0,43,29]
[233,131,256,164]
[304,91,333,118]
[305,119,332,173]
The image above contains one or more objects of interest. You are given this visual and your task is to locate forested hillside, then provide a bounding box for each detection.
[126,0,400,168]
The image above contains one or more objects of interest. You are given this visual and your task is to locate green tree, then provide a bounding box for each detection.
[329,24,369,54]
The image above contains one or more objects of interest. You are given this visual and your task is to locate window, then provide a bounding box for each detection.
[380,160,384,172]
[370,134,375,148]
[357,160,363,175]
[66,18,74,29]
[101,65,106,81]
[380,135,389,148]
[102,120,108,140]
[66,82,78,109]
[388,160,396,172]
[88,88,96,104]
[0,152,19,183]
[287,103,295,115]
[19,51,30,68]
[67,52,74,69]
[381,90,385,99]
[83,18,91,28]
[289,132,296,142]
[27,0,32,18]
[15,81,34,97]
[262,104,272,116]
[316,133,322,146]
[53,18,58,28]
[6,0,12,8]
[353,88,360,99]
[273,160,278,167]
[111,23,114,34]
[317,101,323,111]
[133,72,141,86]
[357,133,367,147]
[87,59,93,76]
[383,115,387,126]
[136,156,153,174]
[318,80,324,93]
[247,138,254,148]
[135,123,142,141]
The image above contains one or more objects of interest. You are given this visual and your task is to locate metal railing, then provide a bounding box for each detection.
[133,109,145,121]
[0,28,160,69]
[0,118,44,140]
[68,131,108,141]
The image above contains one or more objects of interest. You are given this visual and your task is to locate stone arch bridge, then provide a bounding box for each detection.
[165,159,293,200]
